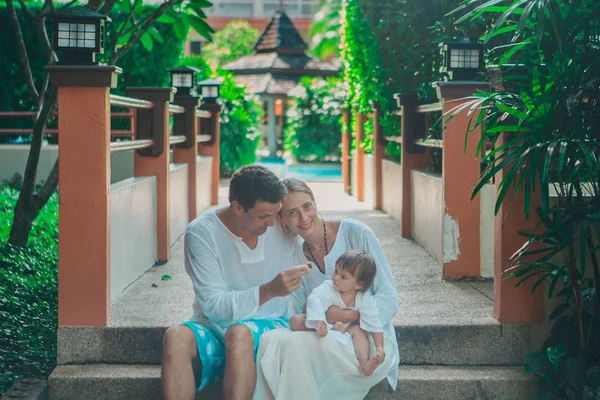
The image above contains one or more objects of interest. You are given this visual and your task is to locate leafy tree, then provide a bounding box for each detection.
[4,0,213,247]
[309,0,342,60]
[284,77,344,162]
[202,20,260,69]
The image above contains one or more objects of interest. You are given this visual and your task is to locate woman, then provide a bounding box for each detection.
[253,178,399,400]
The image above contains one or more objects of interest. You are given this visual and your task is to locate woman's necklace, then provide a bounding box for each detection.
[305,220,328,274]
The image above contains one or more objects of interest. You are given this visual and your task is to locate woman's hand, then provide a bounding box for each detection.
[325,306,360,324]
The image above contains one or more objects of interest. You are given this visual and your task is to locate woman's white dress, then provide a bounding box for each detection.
[253,219,399,400]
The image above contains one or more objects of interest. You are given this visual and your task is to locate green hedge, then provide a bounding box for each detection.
[284,77,344,162]
[0,186,58,396]
[341,0,490,159]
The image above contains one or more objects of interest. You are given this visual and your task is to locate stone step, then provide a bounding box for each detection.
[57,320,530,366]
[49,364,537,400]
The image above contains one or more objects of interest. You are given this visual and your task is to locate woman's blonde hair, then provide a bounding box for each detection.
[282,178,315,202]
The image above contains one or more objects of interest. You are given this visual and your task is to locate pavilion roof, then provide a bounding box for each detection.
[223,8,339,96]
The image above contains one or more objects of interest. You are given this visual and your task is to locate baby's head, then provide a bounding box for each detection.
[333,250,376,292]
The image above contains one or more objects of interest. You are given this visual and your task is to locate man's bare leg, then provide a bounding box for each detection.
[162,325,201,400]
[223,324,256,400]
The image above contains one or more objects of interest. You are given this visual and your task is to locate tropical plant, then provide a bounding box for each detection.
[4,0,213,248]
[182,56,263,176]
[452,0,600,398]
[309,0,342,60]
[284,77,344,162]
[340,0,490,161]
[202,20,260,69]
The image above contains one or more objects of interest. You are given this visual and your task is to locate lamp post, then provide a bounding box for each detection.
[51,6,110,65]
[443,38,484,81]
[198,79,221,103]
[169,66,199,96]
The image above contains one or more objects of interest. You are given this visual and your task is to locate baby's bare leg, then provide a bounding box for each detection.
[346,325,384,376]
[289,314,314,332]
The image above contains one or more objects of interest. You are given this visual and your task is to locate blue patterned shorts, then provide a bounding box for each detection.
[181,317,289,392]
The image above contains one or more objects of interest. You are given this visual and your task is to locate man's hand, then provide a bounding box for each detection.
[325,305,360,324]
[259,264,310,304]
[317,321,328,338]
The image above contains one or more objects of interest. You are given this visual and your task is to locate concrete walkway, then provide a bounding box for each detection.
[109,181,494,330]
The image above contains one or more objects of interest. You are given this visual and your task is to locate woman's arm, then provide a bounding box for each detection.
[360,225,399,325]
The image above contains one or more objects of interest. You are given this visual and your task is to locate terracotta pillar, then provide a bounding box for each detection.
[356,110,365,202]
[493,138,545,322]
[372,103,384,210]
[128,87,175,263]
[46,65,121,327]
[198,102,221,205]
[400,94,428,238]
[341,107,350,194]
[173,95,201,222]
[434,81,489,279]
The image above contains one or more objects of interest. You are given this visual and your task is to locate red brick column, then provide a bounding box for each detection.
[494,131,544,323]
[372,103,384,210]
[173,95,201,222]
[356,110,365,202]
[341,107,350,194]
[399,94,428,238]
[128,87,175,263]
[198,103,221,205]
[435,82,488,279]
[46,65,121,327]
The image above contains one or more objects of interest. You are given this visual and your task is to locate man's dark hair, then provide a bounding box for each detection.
[229,165,287,211]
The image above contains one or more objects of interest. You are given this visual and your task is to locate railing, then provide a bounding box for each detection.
[1,71,223,327]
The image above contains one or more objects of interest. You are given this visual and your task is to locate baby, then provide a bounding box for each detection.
[290,249,385,376]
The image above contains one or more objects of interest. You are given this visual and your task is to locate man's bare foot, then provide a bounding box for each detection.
[360,352,384,377]
[332,322,345,333]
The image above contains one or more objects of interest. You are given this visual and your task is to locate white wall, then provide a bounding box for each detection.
[480,183,495,278]
[363,154,375,209]
[411,170,443,264]
[381,159,402,225]
[110,177,157,301]
[0,145,136,185]
[196,156,213,217]
[170,163,189,245]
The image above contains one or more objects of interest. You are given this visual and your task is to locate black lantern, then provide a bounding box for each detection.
[169,66,199,96]
[443,38,484,81]
[198,79,221,103]
[51,6,110,65]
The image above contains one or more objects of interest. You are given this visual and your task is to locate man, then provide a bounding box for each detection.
[161,165,309,400]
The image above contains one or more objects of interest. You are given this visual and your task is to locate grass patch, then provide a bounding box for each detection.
[0,185,58,395]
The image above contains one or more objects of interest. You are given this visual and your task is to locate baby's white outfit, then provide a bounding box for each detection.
[304,280,383,356]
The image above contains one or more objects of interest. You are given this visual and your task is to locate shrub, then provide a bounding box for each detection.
[284,77,344,162]
[0,185,58,396]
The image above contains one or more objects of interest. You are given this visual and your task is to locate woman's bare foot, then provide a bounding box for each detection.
[331,322,345,333]
[359,351,384,377]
